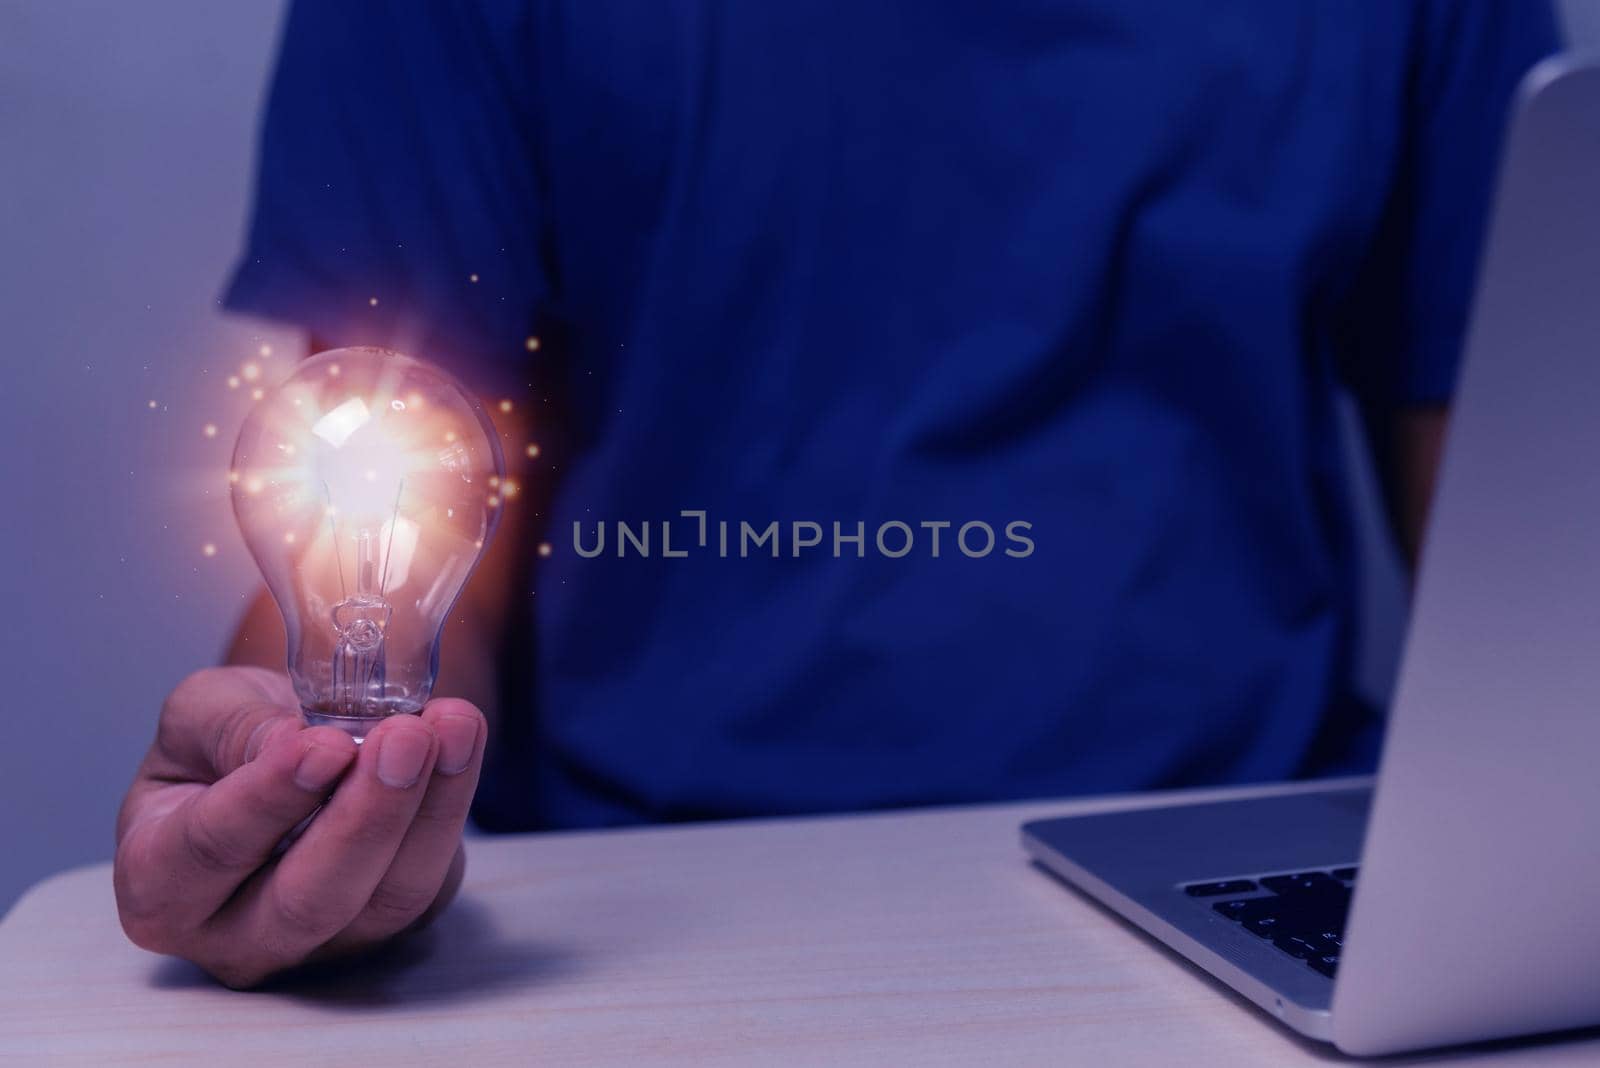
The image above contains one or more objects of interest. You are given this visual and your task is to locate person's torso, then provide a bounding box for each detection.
[477,0,1416,829]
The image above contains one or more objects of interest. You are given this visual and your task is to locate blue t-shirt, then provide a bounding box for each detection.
[226,1,1557,829]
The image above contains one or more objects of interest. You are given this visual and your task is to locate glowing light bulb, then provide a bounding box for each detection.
[231,347,505,739]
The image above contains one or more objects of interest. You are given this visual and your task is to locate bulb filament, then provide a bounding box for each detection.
[328,480,405,717]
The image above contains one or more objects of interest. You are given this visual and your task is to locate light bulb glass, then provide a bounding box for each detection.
[231,347,505,739]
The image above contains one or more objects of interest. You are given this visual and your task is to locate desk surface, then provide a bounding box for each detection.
[3,780,1596,1066]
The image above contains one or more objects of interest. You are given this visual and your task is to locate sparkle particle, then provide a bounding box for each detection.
[469,273,480,284]
[524,336,541,352]
[487,495,500,507]
[525,443,541,459]
[283,532,297,545]
[227,376,241,389]
[203,423,218,438]
[498,399,513,414]
[259,344,273,358]
[368,296,379,306]
[251,388,265,401]
[241,362,261,382]
[502,479,520,499]
[537,541,552,557]
[202,543,218,557]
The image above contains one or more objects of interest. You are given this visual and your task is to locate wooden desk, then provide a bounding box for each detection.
[2,781,1595,1065]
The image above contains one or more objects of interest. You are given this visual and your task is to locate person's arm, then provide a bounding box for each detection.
[116,366,532,988]
[114,0,548,987]
[1345,2,1559,569]
[1388,407,1449,567]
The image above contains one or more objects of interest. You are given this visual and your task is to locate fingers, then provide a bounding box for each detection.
[149,666,304,782]
[210,714,439,980]
[117,720,357,950]
[331,700,485,947]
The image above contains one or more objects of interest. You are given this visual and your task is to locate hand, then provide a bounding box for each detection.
[114,666,487,988]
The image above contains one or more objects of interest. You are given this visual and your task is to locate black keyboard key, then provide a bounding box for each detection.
[1260,872,1338,895]
[1226,898,1298,937]
[1225,892,1350,939]
[1331,866,1358,882]
[1273,935,1321,960]
[1200,873,1350,971]
[1212,899,1255,920]
[1244,912,1288,938]
[1184,879,1257,897]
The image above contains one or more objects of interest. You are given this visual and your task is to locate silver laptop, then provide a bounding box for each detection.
[1022,54,1600,1057]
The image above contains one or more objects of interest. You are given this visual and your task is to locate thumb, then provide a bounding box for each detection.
[153,668,303,783]
[216,702,305,779]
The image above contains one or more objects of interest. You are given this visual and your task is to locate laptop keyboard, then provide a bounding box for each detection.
[1184,866,1357,979]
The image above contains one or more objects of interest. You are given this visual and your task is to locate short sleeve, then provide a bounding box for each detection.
[1340,0,1561,408]
[224,0,548,399]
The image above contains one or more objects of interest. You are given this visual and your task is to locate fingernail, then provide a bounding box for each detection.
[376,727,432,789]
[294,744,353,791]
[435,714,479,776]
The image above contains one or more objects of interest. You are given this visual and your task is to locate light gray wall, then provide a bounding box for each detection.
[0,0,295,913]
[0,1,1594,918]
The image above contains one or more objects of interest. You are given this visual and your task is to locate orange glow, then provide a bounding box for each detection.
[229,351,507,644]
